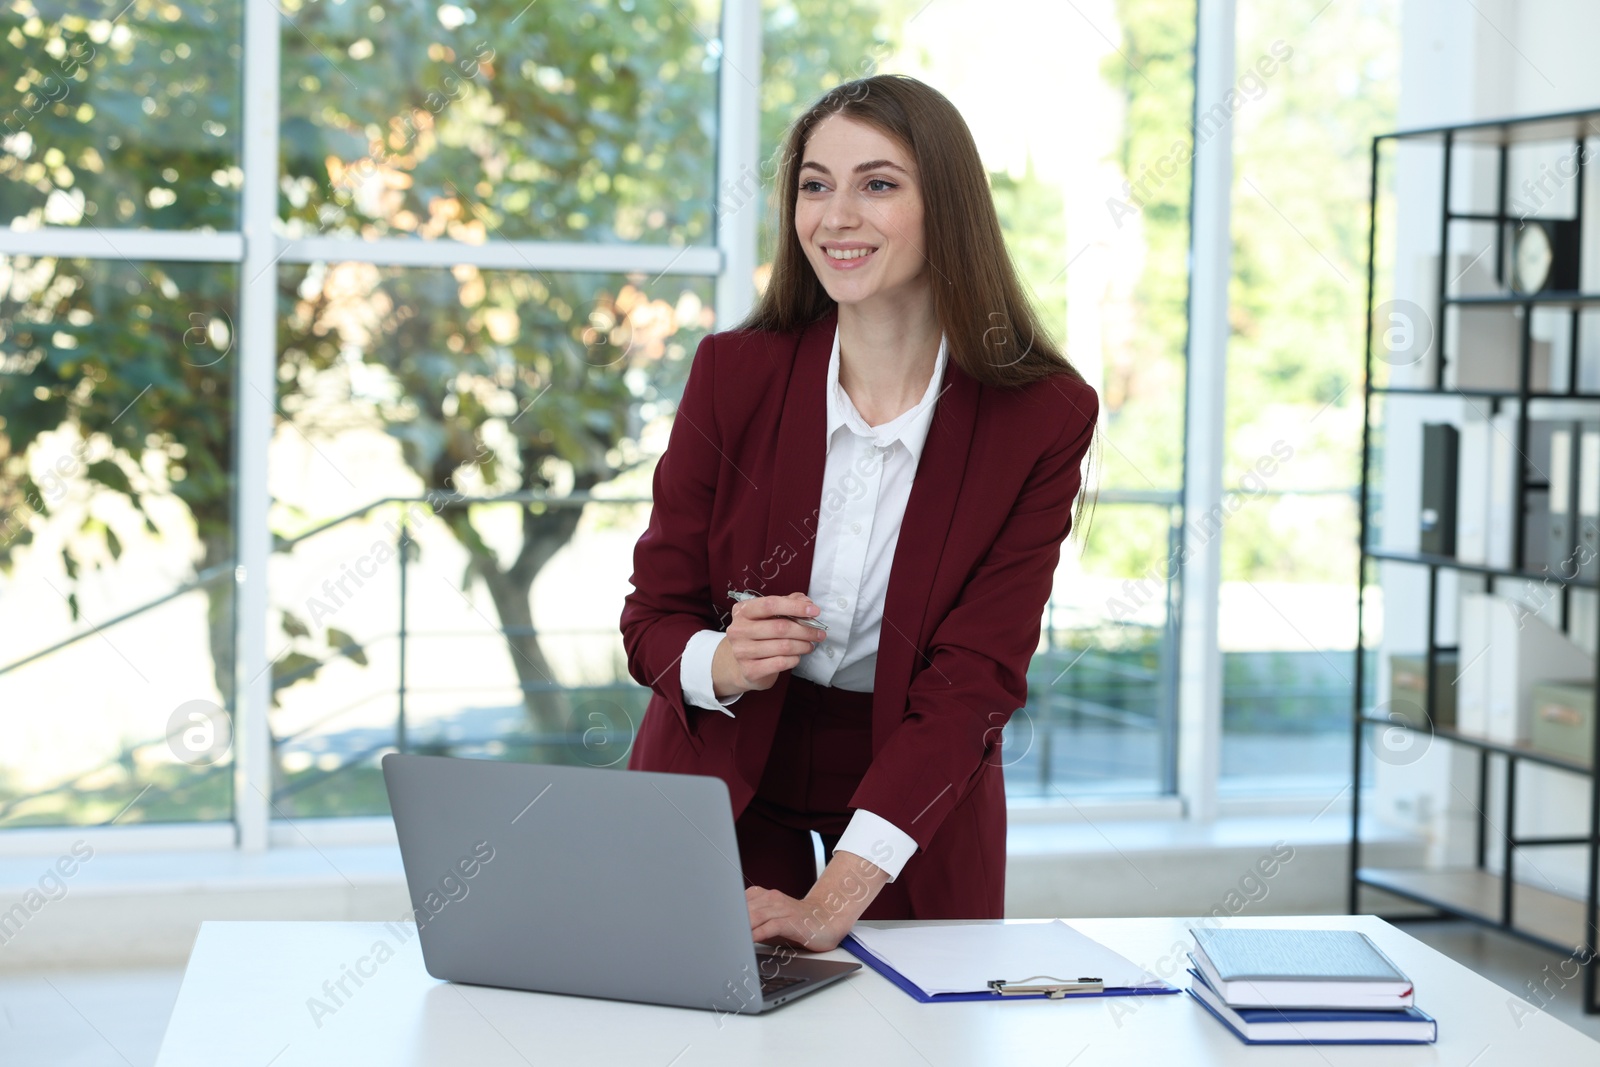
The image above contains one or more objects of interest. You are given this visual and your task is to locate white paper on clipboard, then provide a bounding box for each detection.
[847,920,1167,997]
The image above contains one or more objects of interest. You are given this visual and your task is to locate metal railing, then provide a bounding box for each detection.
[4,485,1375,823]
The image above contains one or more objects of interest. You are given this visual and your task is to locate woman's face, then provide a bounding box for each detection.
[793,113,928,313]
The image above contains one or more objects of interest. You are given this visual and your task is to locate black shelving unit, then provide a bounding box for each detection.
[1352,107,1600,1015]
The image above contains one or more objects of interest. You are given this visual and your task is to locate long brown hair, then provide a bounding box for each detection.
[735,73,1099,539]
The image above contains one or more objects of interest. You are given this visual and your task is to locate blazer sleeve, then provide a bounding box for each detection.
[848,379,1099,851]
[618,332,726,739]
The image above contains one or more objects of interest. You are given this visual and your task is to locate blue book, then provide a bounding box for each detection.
[1188,968,1437,1045]
[1191,927,1414,1008]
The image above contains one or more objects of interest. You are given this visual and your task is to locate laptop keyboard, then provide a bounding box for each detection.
[760,974,805,996]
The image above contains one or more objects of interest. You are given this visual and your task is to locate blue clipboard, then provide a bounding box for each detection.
[840,933,1182,1004]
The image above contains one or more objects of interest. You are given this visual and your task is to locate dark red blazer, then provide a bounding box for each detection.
[620,306,1098,875]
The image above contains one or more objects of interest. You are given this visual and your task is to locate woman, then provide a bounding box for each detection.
[620,74,1099,952]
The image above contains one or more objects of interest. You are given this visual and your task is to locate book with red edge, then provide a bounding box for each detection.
[1188,968,1436,1045]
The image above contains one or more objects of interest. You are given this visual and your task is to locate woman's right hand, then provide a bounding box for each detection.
[710,591,827,698]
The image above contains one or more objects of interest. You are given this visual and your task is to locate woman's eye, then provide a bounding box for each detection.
[866,179,895,192]
[799,180,824,193]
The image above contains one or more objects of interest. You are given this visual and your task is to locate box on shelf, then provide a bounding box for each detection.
[1530,681,1596,767]
[1387,652,1458,729]
[1443,250,1502,298]
[1457,592,1594,743]
[1452,311,1552,392]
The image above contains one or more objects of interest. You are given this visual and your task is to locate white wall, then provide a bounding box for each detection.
[1407,0,1600,122]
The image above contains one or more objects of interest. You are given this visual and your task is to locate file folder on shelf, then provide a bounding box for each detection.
[840,920,1179,1004]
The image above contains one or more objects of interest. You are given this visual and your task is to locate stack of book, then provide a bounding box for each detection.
[1187,928,1437,1045]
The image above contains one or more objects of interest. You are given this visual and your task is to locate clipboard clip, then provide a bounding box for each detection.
[986,975,1105,998]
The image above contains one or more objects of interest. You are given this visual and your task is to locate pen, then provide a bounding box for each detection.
[728,588,829,631]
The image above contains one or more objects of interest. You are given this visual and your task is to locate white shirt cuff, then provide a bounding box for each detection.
[834,808,918,882]
[680,628,743,717]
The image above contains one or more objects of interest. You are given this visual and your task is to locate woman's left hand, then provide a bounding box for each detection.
[746,849,891,952]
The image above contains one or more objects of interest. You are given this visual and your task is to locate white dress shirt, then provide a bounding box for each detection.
[678,325,948,882]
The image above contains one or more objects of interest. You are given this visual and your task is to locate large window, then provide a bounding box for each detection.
[0,0,1201,837]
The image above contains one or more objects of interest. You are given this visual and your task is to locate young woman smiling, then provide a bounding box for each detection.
[621,74,1100,952]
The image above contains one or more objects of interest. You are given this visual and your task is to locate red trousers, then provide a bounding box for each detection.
[733,676,920,920]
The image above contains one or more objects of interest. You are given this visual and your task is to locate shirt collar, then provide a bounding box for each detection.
[824,324,948,463]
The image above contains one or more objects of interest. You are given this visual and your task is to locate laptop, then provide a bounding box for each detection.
[381,753,860,1013]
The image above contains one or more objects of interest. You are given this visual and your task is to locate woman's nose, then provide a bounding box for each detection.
[823,190,862,230]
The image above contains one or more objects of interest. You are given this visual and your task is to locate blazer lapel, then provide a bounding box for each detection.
[870,353,979,753]
[730,310,835,791]
[759,309,836,598]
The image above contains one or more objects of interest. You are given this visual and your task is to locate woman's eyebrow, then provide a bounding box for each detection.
[798,159,910,177]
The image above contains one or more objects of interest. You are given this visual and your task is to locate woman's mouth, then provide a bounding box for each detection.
[822,245,878,269]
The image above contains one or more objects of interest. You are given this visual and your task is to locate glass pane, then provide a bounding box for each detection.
[0,1,244,230]
[0,255,237,826]
[1218,493,1360,792]
[1006,501,1175,799]
[269,263,715,818]
[1219,0,1399,792]
[278,0,719,244]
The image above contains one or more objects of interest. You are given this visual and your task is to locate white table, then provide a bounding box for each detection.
[155,915,1598,1065]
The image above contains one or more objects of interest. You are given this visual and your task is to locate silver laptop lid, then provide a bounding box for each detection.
[382,754,766,1013]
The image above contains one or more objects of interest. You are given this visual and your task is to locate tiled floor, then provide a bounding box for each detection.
[11,921,1598,1064]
